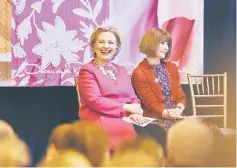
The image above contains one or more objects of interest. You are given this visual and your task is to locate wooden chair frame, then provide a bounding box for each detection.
[74,77,81,106]
[187,73,227,128]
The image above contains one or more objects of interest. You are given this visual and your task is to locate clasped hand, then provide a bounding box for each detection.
[129,114,149,125]
[123,103,148,125]
[163,108,183,119]
[123,103,143,115]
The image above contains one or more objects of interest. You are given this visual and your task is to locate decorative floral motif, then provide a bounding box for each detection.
[13,43,26,58]
[12,0,109,86]
[79,21,94,40]
[51,0,66,13]
[32,16,86,69]
[11,0,203,86]
[12,0,26,15]
[16,15,32,46]
[73,0,102,25]
[31,1,43,13]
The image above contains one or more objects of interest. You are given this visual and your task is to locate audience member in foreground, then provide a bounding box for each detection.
[0,119,16,139]
[102,149,158,167]
[0,136,31,167]
[38,149,92,167]
[209,134,236,166]
[114,137,165,166]
[166,118,214,167]
[44,121,109,167]
[71,121,110,166]
[45,123,71,161]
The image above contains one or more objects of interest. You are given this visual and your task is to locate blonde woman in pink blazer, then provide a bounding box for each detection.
[77,26,146,150]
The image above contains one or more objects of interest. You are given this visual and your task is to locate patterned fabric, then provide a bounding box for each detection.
[10,0,203,86]
[154,62,176,109]
[151,62,181,131]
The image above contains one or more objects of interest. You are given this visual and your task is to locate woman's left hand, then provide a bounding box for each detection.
[175,107,183,116]
[168,108,183,119]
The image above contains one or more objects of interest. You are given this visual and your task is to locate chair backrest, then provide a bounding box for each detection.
[187,73,227,128]
[74,77,81,106]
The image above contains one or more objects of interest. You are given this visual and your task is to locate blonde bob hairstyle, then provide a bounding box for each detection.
[139,28,172,60]
[90,26,121,60]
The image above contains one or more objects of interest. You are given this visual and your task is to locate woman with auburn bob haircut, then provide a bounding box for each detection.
[77,26,147,151]
[131,28,187,148]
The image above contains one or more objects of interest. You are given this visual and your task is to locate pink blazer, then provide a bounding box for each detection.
[78,61,139,149]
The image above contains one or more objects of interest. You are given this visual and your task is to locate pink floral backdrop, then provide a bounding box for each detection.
[11,0,203,86]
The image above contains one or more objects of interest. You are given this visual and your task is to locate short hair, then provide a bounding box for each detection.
[139,28,172,59]
[167,118,214,167]
[209,134,236,166]
[59,121,109,167]
[38,149,92,167]
[0,120,15,139]
[115,137,164,166]
[0,137,31,167]
[48,123,71,148]
[90,26,121,60]
[103,149,158,167]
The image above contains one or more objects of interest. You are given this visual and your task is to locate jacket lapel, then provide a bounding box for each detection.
[141,60,163,100]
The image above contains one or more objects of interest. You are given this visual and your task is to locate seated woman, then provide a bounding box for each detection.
[131,28,187,148]
[77,26,146,150]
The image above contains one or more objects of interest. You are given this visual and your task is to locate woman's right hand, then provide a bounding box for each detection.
[162,109,170,119]
[123,104,143,115]
[129,114,148,125]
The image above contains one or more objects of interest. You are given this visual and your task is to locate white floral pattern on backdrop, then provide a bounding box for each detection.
[12,0,203,86]
[12,0,109,86]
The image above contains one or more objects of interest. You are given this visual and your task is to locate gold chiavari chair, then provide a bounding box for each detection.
[74,77,81,107]
[187,73,227,128]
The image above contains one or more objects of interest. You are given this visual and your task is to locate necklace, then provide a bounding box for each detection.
[93,59,117,80]
[147,59,161,68]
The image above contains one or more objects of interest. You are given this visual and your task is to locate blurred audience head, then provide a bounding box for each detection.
[0,120,15,139]
[115,137,165,166]
[209,134,236,166]
[46,123,71,160]
[0,136,31,167]
[38,149,92,167]
[46,121,109,166]
[70,121,110,166]
[167,118,214,167]
[102,149,158,167]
